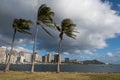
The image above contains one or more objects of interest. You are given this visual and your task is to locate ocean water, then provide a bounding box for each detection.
[0,64,120,72]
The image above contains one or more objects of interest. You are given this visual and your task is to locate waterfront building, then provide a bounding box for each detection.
[6,50,17,64]
[19,51,24,56]
[24,53,32,63]
[42,55,47,63]
[65,58,69,63]
[34,52,41,63]
[54,54,61,64]
[42,54,51,63]
[18,51,25,64]
[0,46,6,63]
[10,50,17,64]
[47,54,51,63]
[24,52,41,64]
[69,59,77,63]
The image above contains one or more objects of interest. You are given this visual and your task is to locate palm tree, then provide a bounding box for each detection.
[31,4,56,72]
[56,18,78,73]
[5,18,32,72]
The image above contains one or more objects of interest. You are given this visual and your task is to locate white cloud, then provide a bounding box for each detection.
[107,52,113,57]
[7,46,32,53]
[117,4,120,7]
[84,50,93,55]
[1,0,120,53]
[32,0,120,52]
[50,0,120,51]
[74,50,80,54]
[63,52,69,55]
[18,39,33,45]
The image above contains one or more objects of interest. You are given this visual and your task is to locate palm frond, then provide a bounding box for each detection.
[40,21,57,30]
[41,26,54,37]
[36,4,57,37]
[61,18,78,39]
[13,18,32,35]
[37,4,46,13]
[65,31,77,39]
[37,4,55,29]
[37,4,54,22]
[19,30,32,35]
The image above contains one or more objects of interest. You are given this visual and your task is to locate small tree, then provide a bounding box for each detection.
[5,18,32,72]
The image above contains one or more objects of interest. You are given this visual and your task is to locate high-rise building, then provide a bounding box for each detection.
[19,51,24,56]
[42,54,51,63]
[54,54,57,63]
[42,55,47,63]
[6,50,17,64]
[65,58,69,63]
[24,52,41,64]
[24,53,32,63]
[17,51,25,64]
[0,46,6,63]
[10,50,17,64]
[47,54,51,63]
[34,52,41,63]
[54,54,61,64]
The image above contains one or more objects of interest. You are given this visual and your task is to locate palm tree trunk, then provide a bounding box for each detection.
[57,39,62,73]
[5,29,16,72]
[31,24,38,72]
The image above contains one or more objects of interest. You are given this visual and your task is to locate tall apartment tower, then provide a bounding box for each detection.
[24,53,32,63]
[18,51,25,64]
[47,54,51,63]
[54,54,61,64]
[42,55,47,63]
[19,51,24,56]
[10,50,17,64]
[6,50,17,64]
[42,54,51,63]
[34,52,41,63]
[65,58,69,63]
[0,46,6,63]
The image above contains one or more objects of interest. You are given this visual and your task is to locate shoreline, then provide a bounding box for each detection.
[0,71,120,73]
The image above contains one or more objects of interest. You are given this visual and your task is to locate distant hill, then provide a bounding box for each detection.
[82,59,105,64]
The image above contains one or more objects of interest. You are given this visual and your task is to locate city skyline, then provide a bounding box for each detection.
[0,0,120,64]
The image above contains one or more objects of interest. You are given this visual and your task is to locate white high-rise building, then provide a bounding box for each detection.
[19,56,25,63]
[35,53,41,63]
[24,53,32,63]
[47,54,51,63]
[10,54,17,64]
[10,50,17,64]
[0,46,6,63]
[18,51,25,64]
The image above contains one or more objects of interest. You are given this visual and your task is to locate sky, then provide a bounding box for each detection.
[0,0,120,64]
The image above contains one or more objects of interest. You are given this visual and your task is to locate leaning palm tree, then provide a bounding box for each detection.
[56,18,78,73]
[5,18,32,72]
[31,4,56,72]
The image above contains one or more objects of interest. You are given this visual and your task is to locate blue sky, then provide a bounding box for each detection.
[0,0,120,64]
[102,0,120,14]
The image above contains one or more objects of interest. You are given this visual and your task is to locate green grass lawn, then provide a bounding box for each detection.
[0,71,120,80]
